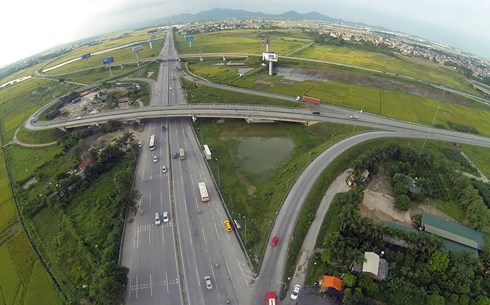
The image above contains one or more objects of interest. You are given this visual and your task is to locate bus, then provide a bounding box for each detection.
[198,182,209,202]
[179,148,185,160]
[203,144,212,160]
[149,135,156,151]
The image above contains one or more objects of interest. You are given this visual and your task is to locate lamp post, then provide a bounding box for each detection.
[243,215,247,245]
[215,158,220,188]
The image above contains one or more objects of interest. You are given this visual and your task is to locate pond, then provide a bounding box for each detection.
[237,137,294,175]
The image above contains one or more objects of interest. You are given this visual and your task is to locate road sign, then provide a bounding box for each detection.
[185,36,193,42]
[103,56,114,65]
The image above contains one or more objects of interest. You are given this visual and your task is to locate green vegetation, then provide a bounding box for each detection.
[0,78,78,143]
[175,29,312,55]
[11,129,139,304]
[295,44,476,94]
[23,261,60,305]
[187,60,490,136]
[56,64,142,84]
[15,127,66,145]
[181,78,300,107]
[304,140,490,305]
[127,61,160,81]
[44,29,165,70]
[197,119,369,267]
[461,144,490,178]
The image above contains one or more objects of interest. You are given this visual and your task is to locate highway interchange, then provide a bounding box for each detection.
[25,30,490,305]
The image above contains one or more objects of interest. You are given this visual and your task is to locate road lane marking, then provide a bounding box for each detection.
[135,275,139,298]
[149,226,151,246]
[150,273,153,296]
[166,270,169,294]
[201,226,207,246]
[149,194,152,209]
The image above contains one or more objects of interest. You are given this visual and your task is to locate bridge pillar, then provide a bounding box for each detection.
[223,56,226,62]
[57,126,66,132]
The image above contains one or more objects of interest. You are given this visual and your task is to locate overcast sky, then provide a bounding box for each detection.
[1,0,489,68]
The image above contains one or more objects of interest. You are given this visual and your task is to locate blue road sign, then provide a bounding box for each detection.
[103,56,114,65]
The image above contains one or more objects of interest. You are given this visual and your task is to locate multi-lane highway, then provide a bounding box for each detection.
[121,30,253,305]
[24,30,490,305]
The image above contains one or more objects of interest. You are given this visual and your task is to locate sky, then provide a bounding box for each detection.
[1,0,489,68]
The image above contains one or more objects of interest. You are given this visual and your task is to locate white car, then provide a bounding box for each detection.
[155,213,161,226]
[162,165,167,173]
[163,212,169,223]
[290,284,301,300]
[204,276,213,290]
[350,115,359,119]
[153,156,158,163]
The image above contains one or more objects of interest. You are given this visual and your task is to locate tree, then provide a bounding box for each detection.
[395,194,410,211]
[428,251,449,272]
[426,293,445,305]
[343,273,357,287]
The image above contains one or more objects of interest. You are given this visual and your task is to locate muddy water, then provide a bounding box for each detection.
[237,137,294,174]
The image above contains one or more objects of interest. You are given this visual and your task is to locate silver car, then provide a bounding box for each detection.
[290,284,301,300]
[204,276,213,290]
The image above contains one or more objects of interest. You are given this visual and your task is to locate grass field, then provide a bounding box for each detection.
[198,119,370,266]
[175,29,313,55]
[294,45,476,94]
[174,29,474,94]
[60,64,143,84]
[23,261,60,305]
[0,244,21,305]
[15,127,66,145]
[460,144,490,178]
[187,62,490,135]
[5,144,62,183]
[0,78,79,142]
[44,29,165,70]
[44,38,164,75]
[181,78,301,107]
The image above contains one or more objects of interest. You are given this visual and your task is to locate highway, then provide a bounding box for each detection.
[24,31,490,305]
[121,32,184,305]
[121,30,253,305]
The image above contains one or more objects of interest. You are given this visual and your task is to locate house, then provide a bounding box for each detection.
[421,213,484,256]
[320,275,343,292]
[353,252,389,281]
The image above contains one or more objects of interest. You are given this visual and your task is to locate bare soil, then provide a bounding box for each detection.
[359,166,454,225]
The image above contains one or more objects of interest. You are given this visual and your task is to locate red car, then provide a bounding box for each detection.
[271,236,279,247]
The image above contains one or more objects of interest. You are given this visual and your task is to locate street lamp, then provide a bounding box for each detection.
[243,215,247,244]
[215,158,220,188]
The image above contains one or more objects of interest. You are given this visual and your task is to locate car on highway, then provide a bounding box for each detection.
[172,152,179,159]
[290,284,301,300]
[204,276,213,290]
[350,115,359,119]
[162,165,167,173]
[153,156,158,163]
[163,212,169,223]
[138,142,143,148]
[162,125,166,131]
[271,236,279,247]
[155,213,161,225]
[312,111,320,115]
[223,220,232,232]
[76,116,82,120]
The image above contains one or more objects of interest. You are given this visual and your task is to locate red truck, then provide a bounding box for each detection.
[300,96,320,104]
[266,291,277,305]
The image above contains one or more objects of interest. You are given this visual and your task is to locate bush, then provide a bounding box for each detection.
[395,194,410,211]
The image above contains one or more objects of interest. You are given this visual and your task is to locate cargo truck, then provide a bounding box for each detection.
[301,96,320,104]
[179,148,185,160]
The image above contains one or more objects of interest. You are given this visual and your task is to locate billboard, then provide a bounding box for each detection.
[103,56,114,65]
[148,37,157,42]
[262,52,278,62]
[185,36,193,42]
[131,45,143,52]
[81,53,91,60]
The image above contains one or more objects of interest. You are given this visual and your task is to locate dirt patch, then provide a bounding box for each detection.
[359,166,454,225]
